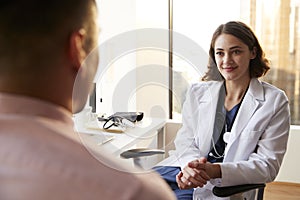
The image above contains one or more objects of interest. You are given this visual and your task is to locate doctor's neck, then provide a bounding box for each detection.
[224,79,250,108]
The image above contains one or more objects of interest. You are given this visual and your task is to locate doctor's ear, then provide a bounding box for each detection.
[250,46,257,60]
[68,29,87,70]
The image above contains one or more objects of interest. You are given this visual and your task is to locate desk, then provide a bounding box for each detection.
[74,117,166,158]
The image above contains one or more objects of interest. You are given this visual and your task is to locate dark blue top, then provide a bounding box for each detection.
[207,103,241,163]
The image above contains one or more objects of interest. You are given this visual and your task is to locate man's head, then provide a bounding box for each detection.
[0,0,99,113]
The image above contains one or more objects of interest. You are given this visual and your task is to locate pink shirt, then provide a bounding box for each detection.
[0,93,175,200]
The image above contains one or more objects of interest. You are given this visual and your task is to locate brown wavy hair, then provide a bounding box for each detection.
[202,21,270,81]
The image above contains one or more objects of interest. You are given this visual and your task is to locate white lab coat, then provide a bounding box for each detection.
[157,78,290,200]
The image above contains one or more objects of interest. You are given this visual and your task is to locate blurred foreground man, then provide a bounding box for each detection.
[0,1,175,199]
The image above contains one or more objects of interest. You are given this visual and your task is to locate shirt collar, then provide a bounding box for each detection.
[0,92,74,126]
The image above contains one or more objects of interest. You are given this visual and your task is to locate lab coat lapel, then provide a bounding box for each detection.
[198,81,224,155]
[225,79,264,152]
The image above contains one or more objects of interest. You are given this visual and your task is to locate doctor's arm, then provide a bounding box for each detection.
[172,85,205,168]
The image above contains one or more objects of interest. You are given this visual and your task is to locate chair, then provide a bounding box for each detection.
[120,148,165,167]
[213,184,265,200]
[120,121,266,199]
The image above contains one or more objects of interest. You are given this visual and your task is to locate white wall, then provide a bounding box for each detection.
[95,0,137,114]
[134,0,169,119]
[276,125,300,183]
[95,0,169,117]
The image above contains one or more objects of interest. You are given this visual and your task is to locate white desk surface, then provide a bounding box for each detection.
[74,117,166,156]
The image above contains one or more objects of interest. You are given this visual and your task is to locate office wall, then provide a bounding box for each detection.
[135,0,169,118]
[96,0,137,114]
[95,0,169,117]
[276,126,300,183]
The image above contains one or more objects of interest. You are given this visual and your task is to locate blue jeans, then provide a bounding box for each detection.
[153,166,193,200]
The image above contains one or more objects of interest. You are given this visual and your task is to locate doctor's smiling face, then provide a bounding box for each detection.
[202,21,270,82]
[214,33,256,83]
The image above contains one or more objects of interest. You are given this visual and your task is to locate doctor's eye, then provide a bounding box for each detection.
[215,51,224,56]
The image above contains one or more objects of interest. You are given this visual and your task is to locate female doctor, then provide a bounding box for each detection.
[154,21,290,200]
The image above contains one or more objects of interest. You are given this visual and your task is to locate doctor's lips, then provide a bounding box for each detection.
[222,66,237,72]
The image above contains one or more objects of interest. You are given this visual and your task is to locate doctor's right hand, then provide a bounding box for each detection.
[188,157,222,179]
[176,157,210,189]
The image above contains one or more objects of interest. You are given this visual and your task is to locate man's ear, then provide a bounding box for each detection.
[69,29,86,70]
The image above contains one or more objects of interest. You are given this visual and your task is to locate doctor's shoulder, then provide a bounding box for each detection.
[260,80,289,103]
[189,80,222,94]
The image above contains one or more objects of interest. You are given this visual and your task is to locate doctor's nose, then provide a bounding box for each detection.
[223,54,233,64]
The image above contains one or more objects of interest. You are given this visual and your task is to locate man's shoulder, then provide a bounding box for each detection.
[0,117,144,199]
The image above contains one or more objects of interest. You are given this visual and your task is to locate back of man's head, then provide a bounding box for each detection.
[0,0,98,112]
[0,0,96,72]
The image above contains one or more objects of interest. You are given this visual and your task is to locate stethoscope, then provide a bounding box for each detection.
[209,122,232,159]
[208,84,246,159]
